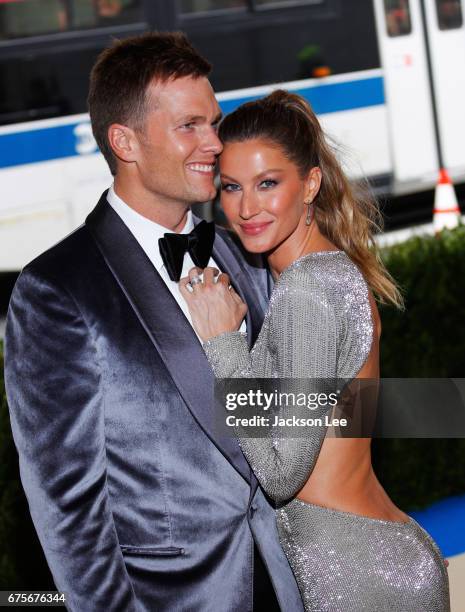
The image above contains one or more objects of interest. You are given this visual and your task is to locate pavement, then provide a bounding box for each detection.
[448,553,465,611]
[411,493,465,611]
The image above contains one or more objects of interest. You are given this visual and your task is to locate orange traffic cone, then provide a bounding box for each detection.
[433,169,461,232]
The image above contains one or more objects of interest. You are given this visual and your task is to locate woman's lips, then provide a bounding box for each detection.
[239,222,273,236]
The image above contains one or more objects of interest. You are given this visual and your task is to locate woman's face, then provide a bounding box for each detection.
[219,138,320,254]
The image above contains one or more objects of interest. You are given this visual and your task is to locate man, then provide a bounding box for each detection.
[5,33,303,611]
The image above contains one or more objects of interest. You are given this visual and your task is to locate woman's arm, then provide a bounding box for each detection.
[182,267,338,504]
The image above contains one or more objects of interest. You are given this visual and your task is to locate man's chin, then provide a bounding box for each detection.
[190,187,217,205]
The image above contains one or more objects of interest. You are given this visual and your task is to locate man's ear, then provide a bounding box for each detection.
[107,123,138,165]
[304,166,322,203]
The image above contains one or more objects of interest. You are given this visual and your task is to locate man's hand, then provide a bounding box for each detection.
[179,266,248,341]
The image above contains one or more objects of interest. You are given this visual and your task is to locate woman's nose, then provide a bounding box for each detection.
[239,192,260,220]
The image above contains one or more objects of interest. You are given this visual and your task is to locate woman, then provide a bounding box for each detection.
[179,90,450,611]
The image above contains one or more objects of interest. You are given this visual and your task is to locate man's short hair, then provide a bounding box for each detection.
[88,32,212,175]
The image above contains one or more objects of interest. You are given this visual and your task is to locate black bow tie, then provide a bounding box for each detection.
[158,220,215,282]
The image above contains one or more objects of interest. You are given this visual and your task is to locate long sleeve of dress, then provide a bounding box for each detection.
[203,267,338,503]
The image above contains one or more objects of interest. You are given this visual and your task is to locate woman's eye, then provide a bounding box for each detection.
[221,183,241,192]
[259,179,278,189]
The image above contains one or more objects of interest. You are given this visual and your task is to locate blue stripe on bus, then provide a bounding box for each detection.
[219,76,385,115]
[0,123,84,169]
[0,76,385,169]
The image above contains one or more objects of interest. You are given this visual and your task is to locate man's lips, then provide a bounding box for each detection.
[239,221,273,236]
[186,162,216,175]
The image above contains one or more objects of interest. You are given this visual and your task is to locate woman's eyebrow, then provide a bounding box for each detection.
[253,169,284,179]
[220,169,284,181]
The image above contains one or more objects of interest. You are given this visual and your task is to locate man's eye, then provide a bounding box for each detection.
[221,183,241,192]
[180,122,195,130]
[260,179,278,189]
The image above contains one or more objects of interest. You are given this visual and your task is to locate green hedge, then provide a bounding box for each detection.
[1,225,465,585]
[379,225,465,377]
[372,224,465,509]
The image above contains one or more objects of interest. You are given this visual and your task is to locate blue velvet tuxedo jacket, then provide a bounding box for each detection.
[5,193,303,612]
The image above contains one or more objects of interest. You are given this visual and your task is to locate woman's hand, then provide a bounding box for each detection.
[179,266,248,342]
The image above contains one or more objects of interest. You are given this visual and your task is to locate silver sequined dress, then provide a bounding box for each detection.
[203,251,450,612]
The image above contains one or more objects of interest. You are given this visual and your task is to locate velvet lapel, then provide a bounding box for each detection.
[86,194,252,484]
[199,220,267,499]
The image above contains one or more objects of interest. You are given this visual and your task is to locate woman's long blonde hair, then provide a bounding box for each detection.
[218,89,403,308]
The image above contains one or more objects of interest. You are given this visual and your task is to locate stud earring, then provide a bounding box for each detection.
[305,200,314,226]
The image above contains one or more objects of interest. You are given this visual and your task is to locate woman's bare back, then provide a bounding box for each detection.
[297,292,410,523]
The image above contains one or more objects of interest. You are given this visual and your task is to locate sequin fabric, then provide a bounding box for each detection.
[204,251,373,381]
[277,500,450,611]
[203,251,450,610]
[204,252,373,502]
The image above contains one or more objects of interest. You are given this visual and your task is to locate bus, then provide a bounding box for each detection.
[1,0,464,270]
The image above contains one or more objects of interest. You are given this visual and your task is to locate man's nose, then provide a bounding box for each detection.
[200,126,223,155]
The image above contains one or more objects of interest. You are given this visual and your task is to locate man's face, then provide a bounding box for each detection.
[133,75,223,207]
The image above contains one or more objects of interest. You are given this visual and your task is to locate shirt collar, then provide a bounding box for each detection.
[106,184,194,272]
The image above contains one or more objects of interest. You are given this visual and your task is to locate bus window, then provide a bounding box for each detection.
[0,0,66,37]
[0,0,143,39]
[255,0,324,6]
[84,0,142,28]
[179,0,247,14]
[435,0,463,30]
[384,0,412,37]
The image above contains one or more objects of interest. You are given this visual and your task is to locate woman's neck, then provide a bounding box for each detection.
[267,222,338,279]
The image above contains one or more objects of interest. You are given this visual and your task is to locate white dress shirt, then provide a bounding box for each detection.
[107,185,246,339]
